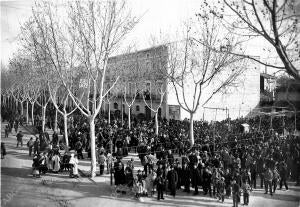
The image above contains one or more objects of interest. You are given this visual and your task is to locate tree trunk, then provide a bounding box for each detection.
[63,114,69,150]
[189,113,194,146]
[15,98,18,111]
[108,103,111,125]
[121,99,124,126]
[155,112,159,136]
[21,101,24,116]
[54,108,58,132]
[31,102,35,126]
[89,117,97,178]
[42,106,46,132]
[26,101,29,124]
[128,106,131,130]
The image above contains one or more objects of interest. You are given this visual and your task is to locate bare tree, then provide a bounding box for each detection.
[209,0,300,80]
[8,55,33,119]
[47,81,77,150]
[27,78,41,126]
[25,0,138,177]
[168,19,246,146]
[123,82,139,130]
[1,66,13,109]
[142,81,166,136]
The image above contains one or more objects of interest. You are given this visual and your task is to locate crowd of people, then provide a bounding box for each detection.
[1,105,300,206]
[53,112,299,205]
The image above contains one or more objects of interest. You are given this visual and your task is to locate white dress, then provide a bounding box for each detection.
[52,155,60,172]
[47,156,53,171]
[69,157,78,175]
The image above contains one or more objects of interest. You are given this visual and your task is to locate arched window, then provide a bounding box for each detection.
[114,102,118,110]
[136,105,140,112]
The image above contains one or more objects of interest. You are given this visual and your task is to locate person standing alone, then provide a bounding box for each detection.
[27,137,34,156]
[16,131,23,147]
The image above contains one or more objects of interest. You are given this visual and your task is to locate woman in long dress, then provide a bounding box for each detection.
[47,151,53,172]
[69,153,79,178]
[145,168,156,196]
[52,152,61,173]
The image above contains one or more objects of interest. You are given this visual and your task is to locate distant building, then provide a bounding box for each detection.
[75,44,282,121]
[104,45,181,120]
[104,44,265,121]
[274,77,300,111]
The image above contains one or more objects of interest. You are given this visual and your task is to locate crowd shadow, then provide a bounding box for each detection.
[251,190,300,202]
[7,150,33,161]
[1,166,32,179]
[2,165,299,207]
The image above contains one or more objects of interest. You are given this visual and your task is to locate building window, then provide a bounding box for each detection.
[114,102,118,110]
[144,81,151,100]
[136,105,140,112]
[145,81,151,92]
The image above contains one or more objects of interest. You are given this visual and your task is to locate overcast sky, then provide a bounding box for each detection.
[0,0,201,65]
[1,0,299,71]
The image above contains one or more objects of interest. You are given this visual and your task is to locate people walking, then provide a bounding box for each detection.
[27,137,34,156]
[232,179,240,207]
[33,138,40,155]
[16,131,23,147]
[4,125,9,138]
[1,142,7,159]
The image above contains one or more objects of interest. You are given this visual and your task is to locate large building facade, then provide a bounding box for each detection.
[102,44,266,121]
[104,45,181,120]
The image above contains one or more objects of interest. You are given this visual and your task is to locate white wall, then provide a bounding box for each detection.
[166,60,261,121]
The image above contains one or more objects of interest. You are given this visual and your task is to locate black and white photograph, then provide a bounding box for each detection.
[1,0,300,206]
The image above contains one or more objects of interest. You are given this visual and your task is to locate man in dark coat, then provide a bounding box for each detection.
[27,137,34,156]
[1,142,7,159]
[189,152,198,169]
[33,138,40,155]
[75,139,84,159]
[16,131,23,147]
[191,163,201,195]
[181,162,191,193]
[114,161,125,186]
[203,166,212,197]
[167,165,178,198]
[174,160,181,189]
[257,154,265,188]
[52,132,59,146]
[279,161,288,190]
[167,150,175,165]
[232,179,240,207]
[156,172,165,200]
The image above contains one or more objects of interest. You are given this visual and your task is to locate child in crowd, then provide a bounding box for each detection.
[217,177,226,203]
[242,180,251,205]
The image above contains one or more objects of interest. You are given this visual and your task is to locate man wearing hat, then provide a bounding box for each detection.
[167,165,178,198]
[16,131,24,148]
[75,138,83,159]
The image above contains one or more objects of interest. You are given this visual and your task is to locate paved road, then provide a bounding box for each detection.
[1,122,300,207]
